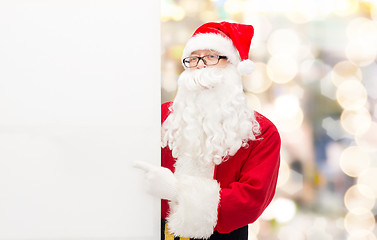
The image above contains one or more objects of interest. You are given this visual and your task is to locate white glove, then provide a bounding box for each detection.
[133,161,177,201]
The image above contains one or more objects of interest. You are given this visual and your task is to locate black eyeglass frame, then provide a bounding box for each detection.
[182,55,228,68]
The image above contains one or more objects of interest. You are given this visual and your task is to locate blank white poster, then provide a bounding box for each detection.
[0,1,160,239]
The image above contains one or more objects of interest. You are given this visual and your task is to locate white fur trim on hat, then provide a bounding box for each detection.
[182,33,240,67]
[237,59,256,75]
[167,175,221,239]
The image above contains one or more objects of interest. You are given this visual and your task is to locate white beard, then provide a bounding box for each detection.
[161,65,260,177]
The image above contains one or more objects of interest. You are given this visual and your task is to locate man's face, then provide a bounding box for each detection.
[189,49,229,70]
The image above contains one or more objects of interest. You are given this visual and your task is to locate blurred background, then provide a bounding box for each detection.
[160,0,377,239]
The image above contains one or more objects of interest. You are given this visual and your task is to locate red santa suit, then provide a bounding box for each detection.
[161,101,281,237]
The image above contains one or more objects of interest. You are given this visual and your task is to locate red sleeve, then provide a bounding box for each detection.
[215,115,281,233]
[161,101,174,221]
[161,101,172,125]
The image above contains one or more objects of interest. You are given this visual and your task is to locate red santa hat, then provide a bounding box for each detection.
[182,21,256,75]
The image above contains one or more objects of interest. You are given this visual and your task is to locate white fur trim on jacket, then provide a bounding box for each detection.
[182,33,240,67]
[167,175,221,239]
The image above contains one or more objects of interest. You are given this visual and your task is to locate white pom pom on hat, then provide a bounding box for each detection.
[181,21,256,75]
[237,59,256,75]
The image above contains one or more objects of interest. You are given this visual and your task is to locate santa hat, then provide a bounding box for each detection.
[182,21,256,75]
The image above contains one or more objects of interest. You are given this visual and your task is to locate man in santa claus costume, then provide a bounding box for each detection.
[134,21,281,240]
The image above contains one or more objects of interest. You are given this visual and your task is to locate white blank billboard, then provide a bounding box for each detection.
[0,1,160,239]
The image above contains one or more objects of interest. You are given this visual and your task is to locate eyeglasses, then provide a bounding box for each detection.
[183,55,228,68]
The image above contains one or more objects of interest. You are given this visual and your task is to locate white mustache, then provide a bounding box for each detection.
[179,67,223,91]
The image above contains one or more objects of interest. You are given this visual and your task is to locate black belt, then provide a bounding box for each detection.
[161,219,248,240]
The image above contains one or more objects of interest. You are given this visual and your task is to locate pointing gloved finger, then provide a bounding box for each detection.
[133,161,155,172]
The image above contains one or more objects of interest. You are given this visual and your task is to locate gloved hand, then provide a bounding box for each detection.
[133,161,177,201]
